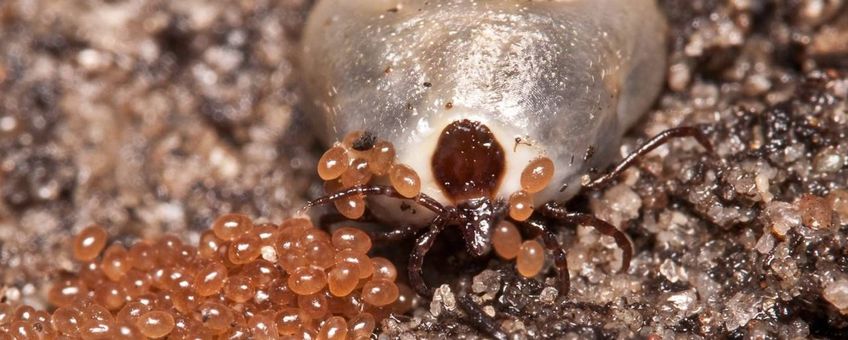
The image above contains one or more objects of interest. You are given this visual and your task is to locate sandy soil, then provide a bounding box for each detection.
[1,0,848,338]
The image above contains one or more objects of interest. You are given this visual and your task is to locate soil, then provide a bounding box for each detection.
[1,0,848,338]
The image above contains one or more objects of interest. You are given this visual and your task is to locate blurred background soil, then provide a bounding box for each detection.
[1,0,848,338]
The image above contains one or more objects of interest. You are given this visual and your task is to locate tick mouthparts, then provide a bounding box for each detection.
[457,198,498,257]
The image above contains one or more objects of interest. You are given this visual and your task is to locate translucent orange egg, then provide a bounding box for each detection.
[113,321,144,339]
[79,319,114,339]
[212,213,254,241]
[368,140,396,176]
[297,293,329,320]
[361,279,399,307]
[101,243,130,282]
[0,302,12,325]
[508,190,534,221]
[275,224,302,252]
[334,250,373,279]
[120,270,152,297]
[334,194,367,220]
[516,239,545,277]
[150,267,170,291]
[13,304,34,321]
[253,223,279,246]
[78,301,113,323]
[348,312,376,339]
[116,302,150,326]
[164,267,194,291]
[278,248,309,274]
[198,302,235,335]
[153,235,183,266]
[127,242,156,271]
[279,216,314,233]
[318,316,348,340]
[73,225,108,262]
[340,158,373,187]
[301,226,330,244]
[197,230,224,259]
[152,291,176,311]
[174,245,198,268]
[331,292,366,319]
[136,311,175,338]
[78,261,106,287]
[520,157,555,193]
[391,283,417,314]
[242,260,280,288]
[331,227,372,254]
[93,281,127,311]
[274,308,306,336]
[48,278,88,308]
[389,163,421,198]
[370,257,397,281]
[228,232,262,264]
[268,278,295,307]
[492,221,522,260]
[51,306,84,336]
[248,313,278,340]
[168,313,198,339]
[223,275,256,303]
[288,266,328,295]
[8,320,38,339]
[323,177,344,195]
[303,239,336,269]
[172,290,201,315]
[32,320,58,339]
[317,145,350,180]
[328,262,360,297]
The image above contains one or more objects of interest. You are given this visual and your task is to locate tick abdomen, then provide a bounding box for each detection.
[302,0,667,207]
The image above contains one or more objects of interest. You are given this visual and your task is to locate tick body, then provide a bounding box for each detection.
[303,0,668,209]
[301,0,709,307]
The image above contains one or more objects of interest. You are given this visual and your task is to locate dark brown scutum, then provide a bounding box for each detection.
[431,120,506,203]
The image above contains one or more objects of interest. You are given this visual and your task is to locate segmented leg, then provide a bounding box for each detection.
[369,224,425,242]
[457,295,508,340]
[519,219,570,295]
[408,217,446,297]
[539,203,632,273]
[582,126,713,191]
[300,185,446,215]
[316,210,423,242]
[316,211,374,227]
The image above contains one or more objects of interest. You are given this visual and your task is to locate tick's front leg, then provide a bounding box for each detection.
[539,203,633,273]
[408,219,446,298]
[581,126,713,192]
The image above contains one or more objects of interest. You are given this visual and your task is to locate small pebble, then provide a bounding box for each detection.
[824,279,848,313]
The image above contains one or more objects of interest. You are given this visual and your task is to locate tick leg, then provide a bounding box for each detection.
[316,210,422,241]
[540,203,632,273]
[457,295,508,340]
[409,218,446,297]
[316,211,376,227]
[301,185,446,216]
[369,224,426,242]
[582,126,713,191]
[519,219,570,296]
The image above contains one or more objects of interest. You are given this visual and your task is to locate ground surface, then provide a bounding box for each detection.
[2,0,848,338]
